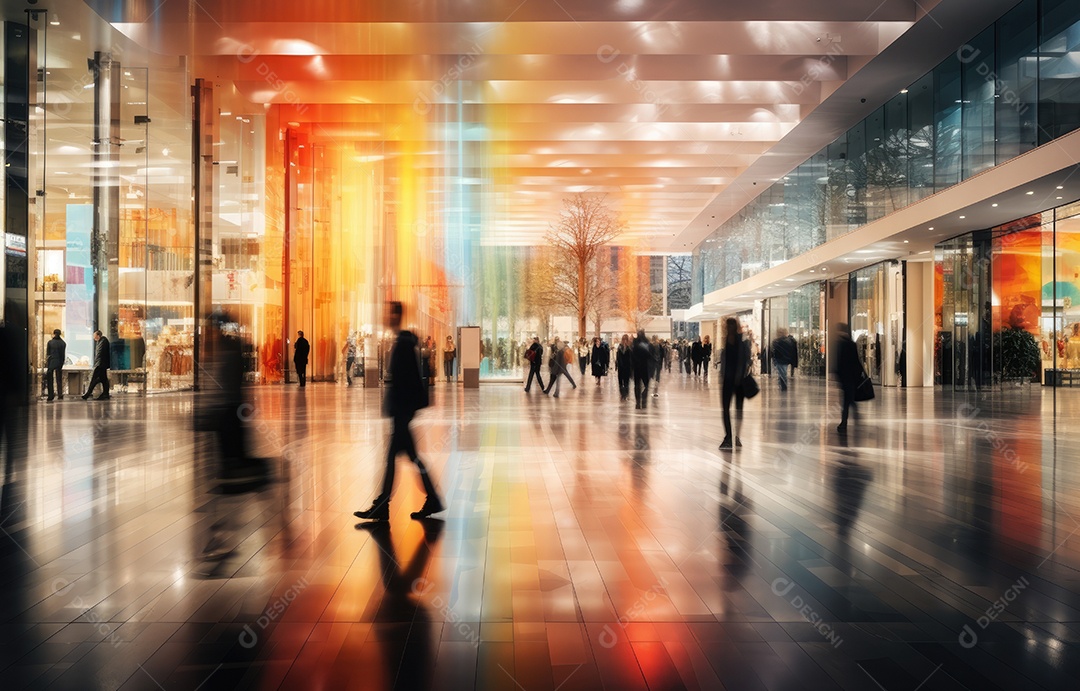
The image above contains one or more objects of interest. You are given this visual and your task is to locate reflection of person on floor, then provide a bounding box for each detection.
[355,302,445,522]
[356,520,443,688]
[831,437,871,539]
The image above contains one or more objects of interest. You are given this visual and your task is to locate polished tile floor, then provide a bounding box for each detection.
[1,373,1078,690]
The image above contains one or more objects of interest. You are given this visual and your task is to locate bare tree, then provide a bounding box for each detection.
[587,247,618,337]
[667,254,692,311]
[546,194,623,339]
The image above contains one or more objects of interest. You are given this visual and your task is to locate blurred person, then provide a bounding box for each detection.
[771,328,798,392]
[663,339,673,373]
[544,337,577,397]
[343,332,358,386]
[591,336,607,386]
[81,330,111,400]
[632,330,651,409]
[691,337,703,376]
[443,335,456,381]
[719,318,751,450]
[650,335,662,397]
[197,312,268,561]
[577,338,590,377]
[293,330,310,387]
[45,329,66,401]
[523,336,546,392]
[701,334,713,380]
[1,301,29,519]
[835,322,862,434]
[615,334,633,401]
[355,302,444,522]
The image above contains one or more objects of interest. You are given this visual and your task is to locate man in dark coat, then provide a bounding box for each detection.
[771,328,798,392]
[691,337,704,376]
[834,323,862,434]
[293,330,310,387]
[355,302,444,522]
[45,329,66,401]
[632,330,652,409]
[524,336,545,392]
[82,330,111,400]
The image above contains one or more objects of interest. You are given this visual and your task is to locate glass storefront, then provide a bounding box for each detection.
[936,201,1080,390]
[25,12,193,394]
[762,282,826,380]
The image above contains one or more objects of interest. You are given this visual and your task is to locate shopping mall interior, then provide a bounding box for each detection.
[2,0,1080,689]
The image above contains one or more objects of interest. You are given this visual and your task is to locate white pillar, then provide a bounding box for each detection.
[904,261,935,387]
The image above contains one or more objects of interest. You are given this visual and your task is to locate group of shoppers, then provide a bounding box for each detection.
[38,328,112,401]
[523,321,869,440]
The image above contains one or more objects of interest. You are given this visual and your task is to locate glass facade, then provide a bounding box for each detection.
[935,201,1080,389]
[26,18,194,393]
[694,0,1080,302]
[763,282,826,379]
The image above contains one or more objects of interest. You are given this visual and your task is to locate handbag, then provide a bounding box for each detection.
[853,372,875,401]
[740,373,760,399]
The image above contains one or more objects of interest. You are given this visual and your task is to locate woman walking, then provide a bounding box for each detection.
[719,318,751,450]
[615,334,633,401]
[577,338,590,377]
[443,335,456,382]
[591,337,607,386]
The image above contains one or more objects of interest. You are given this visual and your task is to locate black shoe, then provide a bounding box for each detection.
[96,394,111,400]
[354,501,389,521]
[47,396,55,402]
[81,394,90,400]
[735,437,742,448]
[719,436,733,450]
[836,423,847,434]
[411,496,445,520]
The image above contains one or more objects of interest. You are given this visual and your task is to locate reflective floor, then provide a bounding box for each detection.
[1,374,1078,690]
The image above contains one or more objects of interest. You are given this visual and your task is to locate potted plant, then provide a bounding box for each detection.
[995,327,1041,384]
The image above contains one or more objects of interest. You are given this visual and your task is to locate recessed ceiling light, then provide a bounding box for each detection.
[809,270,815,273]
[900,89,908,94]
[903,240,909,243]
[991,203,998,207]
[959,215,965,219]
[1026,190,1034,195]
[1056,186,1063,190]
[1057,196,1063,200]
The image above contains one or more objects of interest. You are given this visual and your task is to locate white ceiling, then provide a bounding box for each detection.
[88,0,926,245]
[4,0,1031,252]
